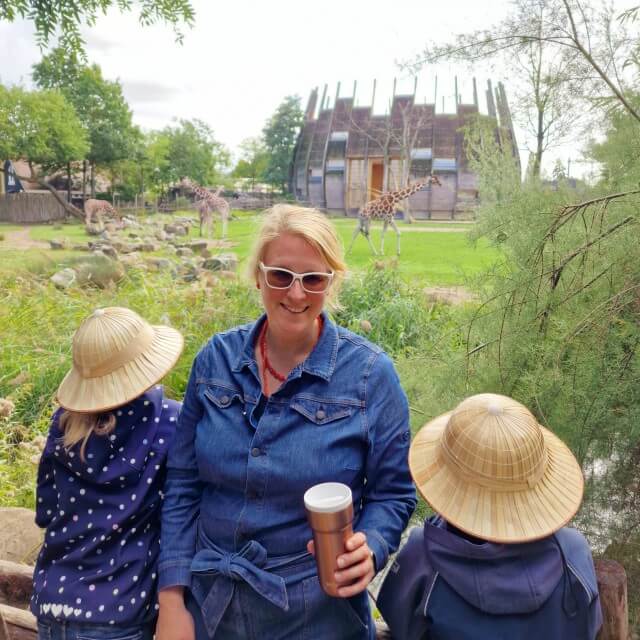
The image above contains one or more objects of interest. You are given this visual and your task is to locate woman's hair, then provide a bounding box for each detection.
[59,411,117,461]
[247,204,347,308]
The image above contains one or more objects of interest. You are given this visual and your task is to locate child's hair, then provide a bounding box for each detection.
[59,410,117,461]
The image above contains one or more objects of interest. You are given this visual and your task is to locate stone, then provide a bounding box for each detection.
[164,223,188,236]
[187,241,209,255]
[155,229,168,242]
[74,256,125,289]
[176,247,194,257]
[85,222,104,236]
[0,398,15,418]
[146,258,174,273]
[202,253,238,272]
[50,268,77,289]
[104,222,118,233]
[0,507,44,564]
[49,239,68,250]
[137,242,160,252]
[359,319,372,333]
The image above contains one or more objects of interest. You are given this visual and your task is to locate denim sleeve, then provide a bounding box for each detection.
[158,350,205,590]
[357,351,416,572]
[35,425,58,529]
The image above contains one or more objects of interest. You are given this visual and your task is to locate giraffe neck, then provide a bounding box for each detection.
[389,179,430,204]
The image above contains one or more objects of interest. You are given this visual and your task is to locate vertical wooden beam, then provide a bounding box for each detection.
[472,77,479,108]
[319,84,328,111]
[371,79,377,110]
[595,559,628,640]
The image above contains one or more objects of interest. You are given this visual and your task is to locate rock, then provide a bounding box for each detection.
[176,247,194,257]
[0,507,44,564]
[49,238,68,250]
[217,270,238,280]
[122,216,140,228]
[187,241,209,255]
[202,253,238,272]
[0,398,15,418]
[104,222,118,233]
[155,229,168,242]
[423,286,478,306]
[85,222,104,236]
[200,272,220,288]
[136,242,160,252]
[164,223,188,236]
[74,256,125,289]
[50,267,77,289]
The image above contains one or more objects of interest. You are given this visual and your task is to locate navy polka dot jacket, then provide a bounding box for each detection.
[30,386,180,625]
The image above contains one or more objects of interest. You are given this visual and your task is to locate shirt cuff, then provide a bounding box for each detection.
[157,560,193,591]
[363,529,389,574]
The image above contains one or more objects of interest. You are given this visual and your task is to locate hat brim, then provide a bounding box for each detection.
[409,412,584,543]
[56,325,184,413]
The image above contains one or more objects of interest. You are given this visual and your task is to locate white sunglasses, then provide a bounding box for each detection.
[259,262,334,293]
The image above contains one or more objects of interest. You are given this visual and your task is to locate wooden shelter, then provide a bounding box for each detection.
[291,79,519,219]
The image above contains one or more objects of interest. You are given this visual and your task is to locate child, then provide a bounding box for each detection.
[31,307,184,639]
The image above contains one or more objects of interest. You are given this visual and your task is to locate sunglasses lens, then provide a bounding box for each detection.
[265,269,294,288]
[301,274,331,292]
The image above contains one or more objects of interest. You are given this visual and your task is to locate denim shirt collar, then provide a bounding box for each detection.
[232,310,338,382]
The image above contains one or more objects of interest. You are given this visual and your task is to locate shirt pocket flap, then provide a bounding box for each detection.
[203,385,243,409]
[291,397,355,425]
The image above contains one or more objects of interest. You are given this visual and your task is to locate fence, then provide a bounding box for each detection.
[0,193,67,223]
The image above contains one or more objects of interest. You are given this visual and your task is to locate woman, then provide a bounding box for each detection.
[157,205,416,640]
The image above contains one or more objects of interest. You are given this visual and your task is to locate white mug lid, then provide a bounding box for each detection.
[304,482,352,513]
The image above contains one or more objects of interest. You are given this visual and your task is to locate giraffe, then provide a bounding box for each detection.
[347,175,442,256]
[84,199,122,229]
[181,178,230,239]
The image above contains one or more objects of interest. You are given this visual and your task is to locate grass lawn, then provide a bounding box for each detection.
[0,212,498,285]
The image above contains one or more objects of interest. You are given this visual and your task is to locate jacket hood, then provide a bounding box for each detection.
[50,386,165,485]
[424,517,565,615]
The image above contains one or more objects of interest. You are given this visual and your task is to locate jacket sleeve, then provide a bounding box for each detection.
[158,350,205,590]
[377,527,433,640]
[356,351,416,572]
[34,423,59,529]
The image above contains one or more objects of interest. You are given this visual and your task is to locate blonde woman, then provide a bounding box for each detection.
[32,307,184,640]
[157,205,416,639]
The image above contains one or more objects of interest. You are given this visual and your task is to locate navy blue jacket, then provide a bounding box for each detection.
[377,516,602,640]
[31,386,180,625]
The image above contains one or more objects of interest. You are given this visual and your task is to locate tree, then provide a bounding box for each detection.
[0,84,88,217]
[33,50,138,198]
[262,96,304,193]
[411,0,639,178]
[232,137,269,190]
[0,0,194,57]
[164,119,230,187]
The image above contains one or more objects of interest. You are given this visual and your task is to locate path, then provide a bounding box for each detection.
[0,228,49,250]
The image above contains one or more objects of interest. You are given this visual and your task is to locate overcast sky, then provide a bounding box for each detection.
[0,0,635,177]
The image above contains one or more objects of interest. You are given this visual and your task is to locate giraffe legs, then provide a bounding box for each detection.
[347,218,378,256]
[388,219,401,256]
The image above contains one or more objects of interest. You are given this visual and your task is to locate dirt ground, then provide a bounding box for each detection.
[0,228,50,250]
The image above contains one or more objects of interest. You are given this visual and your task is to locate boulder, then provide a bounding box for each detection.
[49,239,68,250]
[187,241,209,255]
[155,229,168,242]
[176,247,194,258]
[202,253,238,272]
[0,507,44,564]
[85,222,104,236]
[74,256,125,289]
[50,268,77,289]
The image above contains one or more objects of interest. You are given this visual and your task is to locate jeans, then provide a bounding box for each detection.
[184,577,374,640]
[37,620,155,640]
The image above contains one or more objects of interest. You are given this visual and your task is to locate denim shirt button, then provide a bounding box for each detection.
[315,409,326,421]
[250,447,261,457]
[220,395,230,405]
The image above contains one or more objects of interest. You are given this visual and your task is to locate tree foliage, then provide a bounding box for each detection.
[411,0,640,177]
[33,49,137,170]
[262,95,304,193]
[0,0,194,57]
[231,137,269,190]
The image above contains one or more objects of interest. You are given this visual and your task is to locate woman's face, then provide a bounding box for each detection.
[258,233,330,339]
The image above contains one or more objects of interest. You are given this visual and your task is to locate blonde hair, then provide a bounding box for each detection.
[247,204,347,309]
[59,410,116,462]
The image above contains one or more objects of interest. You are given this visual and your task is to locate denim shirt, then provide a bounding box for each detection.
[158,312,416,606]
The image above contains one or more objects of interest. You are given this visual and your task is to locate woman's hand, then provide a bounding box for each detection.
[307,531,375,598]
[155,587,195,640]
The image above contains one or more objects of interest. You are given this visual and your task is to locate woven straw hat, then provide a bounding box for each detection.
[410,393,584,543]
[56,307,184,413]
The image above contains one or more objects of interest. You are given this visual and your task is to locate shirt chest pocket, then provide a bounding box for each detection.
[289,396,365,486]
[202,384,244,411]
[290,397,355,425]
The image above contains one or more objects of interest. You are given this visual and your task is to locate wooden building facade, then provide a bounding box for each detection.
[291,79,519,219]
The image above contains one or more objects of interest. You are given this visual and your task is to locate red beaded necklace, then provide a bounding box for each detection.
[259,316,323,396]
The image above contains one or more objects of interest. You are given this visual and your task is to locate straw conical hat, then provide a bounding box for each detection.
[56,307,184,413]
[409,393,584,543]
